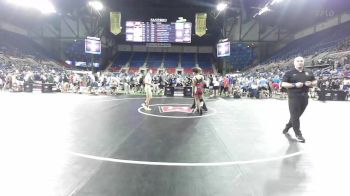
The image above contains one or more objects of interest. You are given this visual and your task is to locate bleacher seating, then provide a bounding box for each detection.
[198,53,212,68]
[65,41,85,61]
[130,52,147,67]
[166,67,177,74]
[147,53,162,68]
[108,52,215,73]
[164,53,179,68]
[228,43,257,70]
[112,52,131,68]
[264,22,350,63]
[183,68,192,74]
[0,30,63,71]
[128,67,139,73]
[202,68,214,74]
[0,29,54,60]
[150,67,158,74]
[198,53,214,74]
[181,53,195,68]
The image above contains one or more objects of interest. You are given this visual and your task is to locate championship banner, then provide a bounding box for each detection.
[110,12,121,35]
[195,13,207,37]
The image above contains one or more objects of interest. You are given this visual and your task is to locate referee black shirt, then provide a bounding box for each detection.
[282,68,316,97]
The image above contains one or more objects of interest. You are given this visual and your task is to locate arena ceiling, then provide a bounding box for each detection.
[54,0,231,42]
[1,0,350,43]
[245,0,350,31]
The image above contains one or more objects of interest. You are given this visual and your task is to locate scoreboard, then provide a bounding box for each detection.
[217,41,230,57]
[125,21,192,43]
[85,37,101,55]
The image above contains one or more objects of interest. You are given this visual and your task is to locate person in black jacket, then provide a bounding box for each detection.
[281,56,317,143]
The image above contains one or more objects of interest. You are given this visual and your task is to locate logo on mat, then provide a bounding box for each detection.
[159,106,193,113]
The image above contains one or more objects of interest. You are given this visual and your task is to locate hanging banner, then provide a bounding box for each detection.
[195,13,207,37]
[110,12,121,35]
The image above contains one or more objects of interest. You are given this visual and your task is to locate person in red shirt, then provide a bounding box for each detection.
[192,67,205,115]
[223,75,229,97]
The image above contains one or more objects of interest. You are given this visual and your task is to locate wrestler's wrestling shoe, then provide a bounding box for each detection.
[295,134,305,143]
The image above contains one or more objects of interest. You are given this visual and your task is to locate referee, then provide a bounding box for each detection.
[281,56,317,142]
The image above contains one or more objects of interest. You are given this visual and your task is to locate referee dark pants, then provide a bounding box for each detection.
[286,95,308,136]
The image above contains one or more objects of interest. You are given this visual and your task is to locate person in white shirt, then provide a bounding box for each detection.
[142,69,153,111]
[212,76,220,97]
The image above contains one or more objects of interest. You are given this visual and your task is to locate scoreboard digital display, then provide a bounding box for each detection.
[85,37,101,55]
[217,41,230,57]
[125,21,192,43]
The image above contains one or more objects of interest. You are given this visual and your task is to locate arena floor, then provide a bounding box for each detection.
[0,92,349,196]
